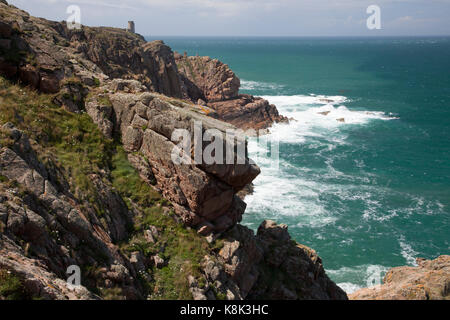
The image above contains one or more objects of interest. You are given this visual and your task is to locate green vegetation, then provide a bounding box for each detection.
[0,269,28,300]
[93,77,101,87]
[97,94,112,107]
[0,76,217,300]
[0,39,36,66]
[0,76,114,207]
[112,146,211,300]
[111,147,160,208]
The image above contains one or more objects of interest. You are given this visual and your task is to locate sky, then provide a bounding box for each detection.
[7,0,450,36]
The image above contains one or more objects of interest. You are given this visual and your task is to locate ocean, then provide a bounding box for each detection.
[146,36,450,293]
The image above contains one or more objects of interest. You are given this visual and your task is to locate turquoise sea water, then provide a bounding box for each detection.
[147,36,450,292]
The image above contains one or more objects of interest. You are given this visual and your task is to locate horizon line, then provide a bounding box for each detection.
[143,34,450,38]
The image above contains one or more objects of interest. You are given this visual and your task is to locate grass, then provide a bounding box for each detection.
[111,147,160,208]
[0,76,219,300]
[0,269,28,300]
[0,76,115,207]
[93,77,101,87]
[111,147,212,300]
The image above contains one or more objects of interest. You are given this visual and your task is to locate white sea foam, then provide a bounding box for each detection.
[260,94,348,107]
[327,264,390,293]
[399,236,419,266]
[244,157,338,228]
[245,93,399,228]
[337,282,363,294]
[240,80,284,91]
[251,94,398,147]
[244,92,401,288]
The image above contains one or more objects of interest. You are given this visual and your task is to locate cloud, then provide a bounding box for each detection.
[7,0,450,36]
[397,15,414,22]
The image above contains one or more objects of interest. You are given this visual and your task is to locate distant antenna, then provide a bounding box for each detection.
[127,21,135,33]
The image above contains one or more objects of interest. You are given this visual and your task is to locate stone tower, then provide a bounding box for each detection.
[127,21,135,33]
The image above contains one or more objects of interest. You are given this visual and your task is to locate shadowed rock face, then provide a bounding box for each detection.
[350,256,450,300]
[214,221,348,300]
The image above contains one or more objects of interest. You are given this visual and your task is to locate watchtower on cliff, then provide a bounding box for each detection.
[127,21,135,33]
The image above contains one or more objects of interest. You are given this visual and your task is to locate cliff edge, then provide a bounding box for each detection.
[0,2,345,300]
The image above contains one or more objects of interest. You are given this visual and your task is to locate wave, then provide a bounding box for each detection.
[398,235,419,266]
[251,94,398,146]
[244,159,339,228]
[260,94,348,107]
[243,92,404,293]
[327,264,390,294]
[245,93,400,226]
[264,94,396,127]
[240,80,285,91]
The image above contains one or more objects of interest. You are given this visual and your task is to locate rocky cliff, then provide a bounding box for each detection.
[0,1,348,300]
[175,53,288,131]
[350,256,450,300]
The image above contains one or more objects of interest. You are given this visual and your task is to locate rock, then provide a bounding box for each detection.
[0,3,351,302]
[85,97,114,139]
[197,222,214,236]
[39,74,60,94]
[191,287,208,300]
[53,80,88,113]
[0,39,11,50]
[19,65,40,89]
[143,226,159,243]
[175,55,240,102]
[0,58,17,77]
[0,124,142,299]
[144,230,155,244]
[107,79,147,93]
[71,26,186,98]
[258,220,291,242]
[130,252,146,272]
[336,118,345,123]
[0,21,12,38]
[350,256,450,300]
[252,221,347,300]
[176,55,287,130]
[151,255,165,269]
[108,91,259,232]
[208,94,288,131]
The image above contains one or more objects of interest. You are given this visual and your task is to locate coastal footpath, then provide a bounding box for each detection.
[0,1,447,300]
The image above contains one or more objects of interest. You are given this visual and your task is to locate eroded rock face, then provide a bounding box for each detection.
[0,124,142,299]
[350,256,450,300]
[70,27,186,98]
[99,84,260,233]
[175,53,240,103]
[175,54,287,130]
[215,221,348,300]
[0,3,187,100]
[208,94,287,131]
